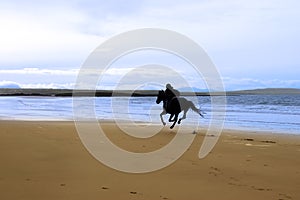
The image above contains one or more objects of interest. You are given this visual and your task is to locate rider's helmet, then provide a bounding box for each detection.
[166,83,172,89]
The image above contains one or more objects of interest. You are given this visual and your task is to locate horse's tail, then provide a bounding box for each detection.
[189,101,204,118]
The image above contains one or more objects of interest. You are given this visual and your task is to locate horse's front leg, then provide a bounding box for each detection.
[169,114,175,122]
[178,110,187,124]
[160,110,167,126]
[170,114,178,129]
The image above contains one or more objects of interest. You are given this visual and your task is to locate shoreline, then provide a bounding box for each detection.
[1,94,299,135]
[0,119,299,136]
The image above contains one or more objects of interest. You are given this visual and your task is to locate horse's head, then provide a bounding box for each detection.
[156,90,165,104]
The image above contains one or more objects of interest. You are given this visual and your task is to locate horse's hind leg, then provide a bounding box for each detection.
[160,110,166,126]
[170,114,178,129]
[178,110,187,124]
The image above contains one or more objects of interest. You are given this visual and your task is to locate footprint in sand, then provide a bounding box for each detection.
[243,138,254,141]
[260,140,276,144]
[160,195,168,199]
[130,191,144,196]
[209,166,222,176]
[278,193,292,200]
[228,177,246,187]
[251,185,272,191]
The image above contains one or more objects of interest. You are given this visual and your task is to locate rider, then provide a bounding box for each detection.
[165,83,180,110]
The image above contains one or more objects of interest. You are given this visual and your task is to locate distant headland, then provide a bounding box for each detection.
[0,88,299,97]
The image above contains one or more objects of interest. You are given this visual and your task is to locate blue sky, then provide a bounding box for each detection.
[0,0,299,90]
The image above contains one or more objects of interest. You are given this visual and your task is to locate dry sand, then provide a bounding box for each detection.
[0,121,299,200]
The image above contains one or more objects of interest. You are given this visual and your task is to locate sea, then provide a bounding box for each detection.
[0,95,299,134]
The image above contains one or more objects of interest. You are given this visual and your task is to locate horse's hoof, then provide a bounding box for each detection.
[163,122,166,126]
[170,126,174,129]
[178,120,181,124]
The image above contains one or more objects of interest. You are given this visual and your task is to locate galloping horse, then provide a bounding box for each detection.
[156,90,204,129]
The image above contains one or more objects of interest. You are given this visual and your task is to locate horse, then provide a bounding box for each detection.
[156,90,204,129]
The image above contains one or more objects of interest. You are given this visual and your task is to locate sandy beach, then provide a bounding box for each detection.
[0,121,299,200]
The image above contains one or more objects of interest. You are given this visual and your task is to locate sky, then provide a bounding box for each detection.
[0,0,299,91]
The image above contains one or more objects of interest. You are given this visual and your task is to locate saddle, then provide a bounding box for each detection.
[164,96,179,112]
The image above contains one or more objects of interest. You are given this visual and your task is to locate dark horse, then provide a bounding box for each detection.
[156,90,204,129]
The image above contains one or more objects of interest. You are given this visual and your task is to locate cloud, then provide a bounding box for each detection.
[0,68,79,75]
[1,0,299,57]
[0,2,104,67]
[0,0,299,90]
[0,80,74,89]
[1,75,299,90]
[223,77,300,90]
[20,83,75,89]
[0,68,78,89]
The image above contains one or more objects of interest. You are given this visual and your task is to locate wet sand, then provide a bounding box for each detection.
[0,121,299,200]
